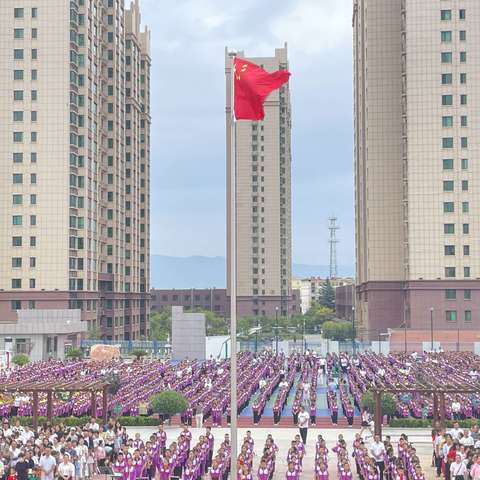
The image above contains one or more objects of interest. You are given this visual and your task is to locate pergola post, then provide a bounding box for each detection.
[374,390,382,438]
[439,392,446,427]
[46,390,53,422]
[91,390,97,418]
[433,393,439,424]
[102,386,108,425]
[32,391,39,431]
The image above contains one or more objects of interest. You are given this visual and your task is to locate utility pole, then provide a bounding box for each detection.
[328,217,339,279]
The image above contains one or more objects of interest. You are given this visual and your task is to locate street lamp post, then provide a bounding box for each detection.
[275,307,279,354]
[430,307,434,351]
[352,306,356,355]
[302,317,306,354]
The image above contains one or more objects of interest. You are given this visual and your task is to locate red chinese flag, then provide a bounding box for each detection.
[233,57,291,121]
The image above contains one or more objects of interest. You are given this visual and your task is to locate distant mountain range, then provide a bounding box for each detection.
[150,255,353,289]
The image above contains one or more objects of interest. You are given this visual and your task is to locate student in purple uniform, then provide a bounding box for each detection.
[158,459,171,480]
[315,461,329,480]
[339,462,353,480]
[285,462,299,480]
[257,459,269,480]
[209,459,222,480]
[205,427,214,468]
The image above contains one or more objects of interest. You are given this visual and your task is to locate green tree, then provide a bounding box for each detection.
[319,279,336,309]
[150,390,188,419]
[203,311,228,336]
[12,354,29,366]
[361,391,397,418]
[66,348,83,360]
[88,324,101,340]
[303,303,335,333]
[149,310,171,341]
[321,320,353,341]
[131,349,148,360]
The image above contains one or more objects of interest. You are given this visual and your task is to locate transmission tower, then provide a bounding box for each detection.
[328,217,339,279]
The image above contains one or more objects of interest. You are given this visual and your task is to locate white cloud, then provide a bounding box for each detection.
[269,0,352,55]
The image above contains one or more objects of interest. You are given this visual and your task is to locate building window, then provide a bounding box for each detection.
[441,74,452,85]
[460,73,467,84]
[11,279,22,289]
[463,245,470,256]
[462,180,469,191]
[13,173,23,184]
[13,132,23,143]
[463,224,469,234]
[445,289,456,300]
[13,194,23,205]
[442,116,453,128]
[460,52,467,63]
[12,258,22,268]
[460,31,466,41]
[12,215,22,226]
[464,289,472,300]
[460,95,467,105]
[443,180,454,192]
[14,49,24,60]
[14,28,24,39]
[445,267,456,278]
[12,237,22,247]
[459,9,466,20]
[462,202,469,213]
[30,257,36,267]
[464,267,471,278]
[441,10,452,21]
[442,95,453,106]
[443,159,453,170]
[461,159,468,170]
[465,310,472,322]
[446,310,457,322]
[14,8,24,18]
[11,300,21,310]
[13,70,23,80]
[443,202,454,213]
[441,31,452,43]
[442,138,454,149]
[441,52,452,63]
[29,279,35,288]
[444,224,455,234]
[444,245,455,256]
[461,116,468,127]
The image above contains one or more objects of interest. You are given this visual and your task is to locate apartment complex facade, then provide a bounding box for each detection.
[225,45,293,318]
[0,0,151,340]
[354,0,480,338]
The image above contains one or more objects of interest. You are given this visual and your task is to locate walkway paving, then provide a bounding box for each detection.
[126,426,435,479]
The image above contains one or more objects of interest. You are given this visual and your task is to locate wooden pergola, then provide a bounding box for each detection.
[371,379,480,438]
[1,379,110,430]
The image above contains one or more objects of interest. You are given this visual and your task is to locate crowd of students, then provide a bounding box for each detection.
[433,423,480,480]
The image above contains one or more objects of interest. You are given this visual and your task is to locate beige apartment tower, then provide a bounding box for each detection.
[0,0,151,341]
[225,45,295,318]
[354,0,480,338]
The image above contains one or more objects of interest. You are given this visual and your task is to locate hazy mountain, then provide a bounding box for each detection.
[150,255,353,289]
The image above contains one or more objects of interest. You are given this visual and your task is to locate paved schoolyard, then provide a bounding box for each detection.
[127,426,435,479]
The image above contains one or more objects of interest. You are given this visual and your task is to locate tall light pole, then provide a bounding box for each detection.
[275,307,279,354]
[430,307,434,351]
[351,306,356,355]
[302,316,306,354]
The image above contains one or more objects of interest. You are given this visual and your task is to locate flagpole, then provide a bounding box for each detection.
[228,49,238,480]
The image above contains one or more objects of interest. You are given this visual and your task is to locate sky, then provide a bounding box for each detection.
[133,0,354,272]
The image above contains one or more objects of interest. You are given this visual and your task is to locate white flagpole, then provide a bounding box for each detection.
[228,50,238,480]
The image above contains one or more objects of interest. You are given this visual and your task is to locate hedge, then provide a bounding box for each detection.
[6,416,161,427]
[389,418,480,429]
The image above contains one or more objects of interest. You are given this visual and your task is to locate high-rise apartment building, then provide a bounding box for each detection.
[0,0,151,340]
[225,45,294,318]
[354,0,480,338]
